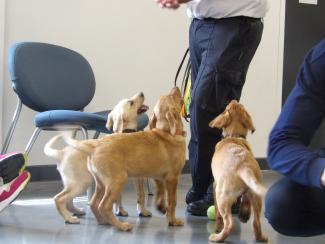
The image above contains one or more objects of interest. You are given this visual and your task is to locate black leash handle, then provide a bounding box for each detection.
[174,48,191,121]
[174,48,190,87]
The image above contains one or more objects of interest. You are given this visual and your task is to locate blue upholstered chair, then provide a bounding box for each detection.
[1,42,149,157]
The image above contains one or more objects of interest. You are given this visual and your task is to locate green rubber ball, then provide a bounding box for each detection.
[207,205,215,220]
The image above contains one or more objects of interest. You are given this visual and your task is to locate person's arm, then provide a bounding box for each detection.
[155,0,192,9]
[268,39,325,188]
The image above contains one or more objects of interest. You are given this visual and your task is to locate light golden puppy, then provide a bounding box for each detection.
[106,92,148,133]
[44,92,150,224]
[208,100,268,243]
[63,87,186,231]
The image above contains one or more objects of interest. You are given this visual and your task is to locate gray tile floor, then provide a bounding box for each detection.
[0,171,324,244]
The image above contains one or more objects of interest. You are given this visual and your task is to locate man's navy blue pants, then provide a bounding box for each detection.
[188,16,263,196]
[265,177,325,236]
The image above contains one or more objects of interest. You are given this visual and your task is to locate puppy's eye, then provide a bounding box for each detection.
[129,101,134,106]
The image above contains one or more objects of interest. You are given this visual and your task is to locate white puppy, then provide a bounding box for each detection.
[44,92,150,224]
[107,92,148,133]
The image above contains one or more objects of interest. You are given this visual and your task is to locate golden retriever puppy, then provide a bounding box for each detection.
[106,92,148,133]
[106,92,150,217]
[208,100,268,243]
[63,87,186,231]
[44,92,151,224]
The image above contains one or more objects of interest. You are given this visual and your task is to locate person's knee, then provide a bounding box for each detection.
[264,186,288,235]
[264,180,302,236]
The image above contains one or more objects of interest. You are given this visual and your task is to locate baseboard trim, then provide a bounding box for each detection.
[27,165,60,182]
[257,158,270,170]
[181,158,269,174]
[26,158,269,182]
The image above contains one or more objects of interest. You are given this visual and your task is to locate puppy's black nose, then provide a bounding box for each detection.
[140,92,144,97]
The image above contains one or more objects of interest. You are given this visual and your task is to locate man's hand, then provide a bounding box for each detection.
[155,0,191,9]
[156,0,180,9]
[321,168,325,187]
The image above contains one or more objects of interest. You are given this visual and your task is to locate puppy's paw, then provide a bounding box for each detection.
[256,234,268,242]
[209,233,226,242]
[65,216,80,224]
[73,208,86,216]
[238,205,251,223]
[139,209,152,217]
[238,210,250,223]
[115,209,129,217]
[209,233,224,242]
[118,222,134,232]
[157,205,166,214]
[168,218,184,226]
[155,201,167,214]
[155,196,167,214]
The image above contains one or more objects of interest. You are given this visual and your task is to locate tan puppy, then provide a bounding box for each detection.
[44,92,151,224]
[63,87,186,231]
[105,92,150,217]
[208,100,268,243]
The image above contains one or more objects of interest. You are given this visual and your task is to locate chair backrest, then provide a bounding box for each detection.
[7,42,96,112]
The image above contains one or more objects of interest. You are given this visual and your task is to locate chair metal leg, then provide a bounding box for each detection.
[71,129,78,139]
[93,131,100,139]
[1,99,22,154]
[24,128,41,156]
[147,178,154,196]
[80,127,88,140]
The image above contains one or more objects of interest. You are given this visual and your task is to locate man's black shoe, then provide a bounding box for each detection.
[186,198,214,216]
[185,188,205,204]
[187,196,241,216]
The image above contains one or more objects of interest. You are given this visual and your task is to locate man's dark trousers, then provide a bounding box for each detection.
[187,16,263,207]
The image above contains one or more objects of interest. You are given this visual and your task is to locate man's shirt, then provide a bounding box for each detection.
[187,0,269,19]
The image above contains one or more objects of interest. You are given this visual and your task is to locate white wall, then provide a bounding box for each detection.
[0,0,5,145]
[240,0,285,157]
[1,0,284,165]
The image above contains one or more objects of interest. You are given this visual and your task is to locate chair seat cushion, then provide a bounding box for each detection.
[34,110,149,134]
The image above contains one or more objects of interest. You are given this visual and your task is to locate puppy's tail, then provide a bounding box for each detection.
[62,133,95,155]
[44,135,64,161]
[238,168,266,197]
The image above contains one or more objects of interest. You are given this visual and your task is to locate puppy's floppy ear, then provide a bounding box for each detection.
[149,113,157,130]
[113,113,124,133]
[241,110,255,133]
[106,112,114,130]
[209,111,231,129]
[166,111,177,136]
